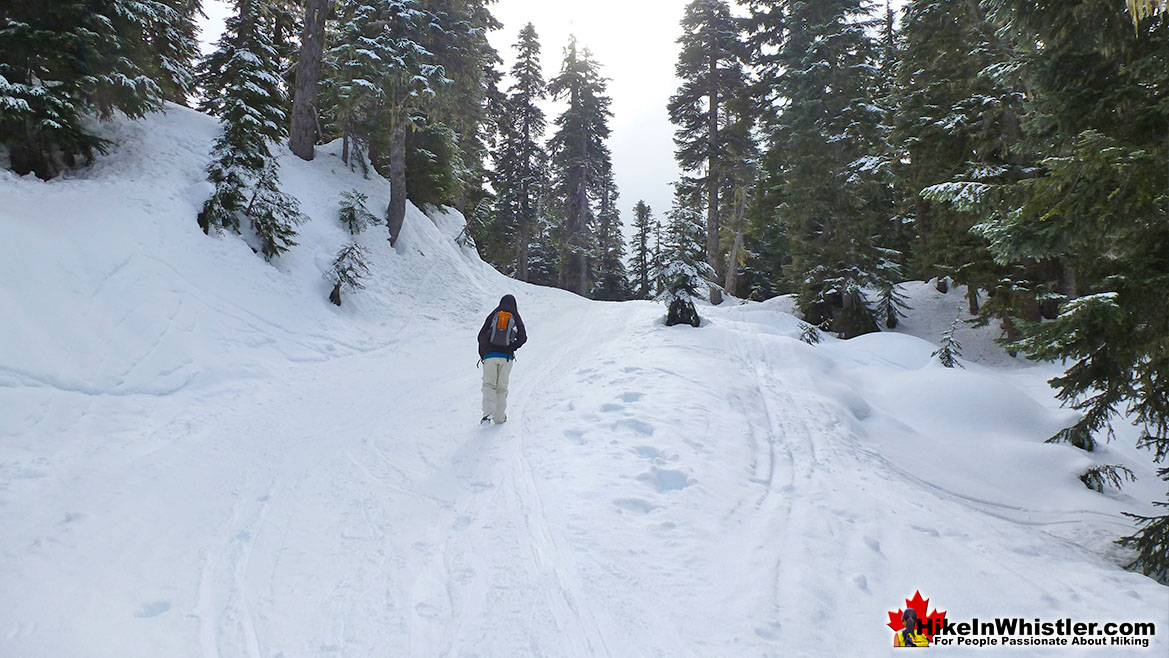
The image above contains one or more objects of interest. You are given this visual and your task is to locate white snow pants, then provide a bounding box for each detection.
[481,357,514,423]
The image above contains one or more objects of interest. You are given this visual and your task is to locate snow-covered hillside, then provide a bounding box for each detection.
[1,106,1165,657]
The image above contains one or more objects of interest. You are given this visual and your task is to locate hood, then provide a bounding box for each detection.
[498,294,518,313]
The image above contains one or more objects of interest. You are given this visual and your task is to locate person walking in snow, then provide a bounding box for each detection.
[477,294,527,424]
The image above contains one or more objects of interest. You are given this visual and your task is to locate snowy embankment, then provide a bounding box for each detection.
[1,106,1165,657]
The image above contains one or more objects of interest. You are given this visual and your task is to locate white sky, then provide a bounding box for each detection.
[487,0,690,235]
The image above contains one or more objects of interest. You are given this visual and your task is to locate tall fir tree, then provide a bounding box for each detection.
[754,0,894,338]
[717,84,759,298]
[417,0,500,217]
[891,0,1025,320]
[326,0,451,245]
[127,0,204,105]
[196,0,305,260]
[547,36,612,296]
[630,200,656,299]
[486,22,548,280]
[591,167,629,301]
[927,1,1168,581]
[667,0,751,286]
[0,0,168,178]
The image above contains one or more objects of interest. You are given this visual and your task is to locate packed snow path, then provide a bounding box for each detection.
[4,299,1167,657]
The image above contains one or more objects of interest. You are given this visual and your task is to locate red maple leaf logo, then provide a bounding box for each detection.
[887,590,947,641]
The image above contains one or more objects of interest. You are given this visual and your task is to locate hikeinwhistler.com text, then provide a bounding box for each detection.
[921,618,1156,648]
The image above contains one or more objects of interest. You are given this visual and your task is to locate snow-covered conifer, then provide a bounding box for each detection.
[592,169,629,301]
[325,242,371,306]
[668,0,751,281]
[486,22,548,280]
[747,0,892,337]
[339,190,377,234]
[548,36,612,296]
[326,0,451,245]
[931,306,964,368]
[0,0,164,178]
[659,183,714,327]
[630,201,656,299]
[196,0,304,260]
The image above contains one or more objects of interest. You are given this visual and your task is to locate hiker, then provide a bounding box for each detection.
[894,608,929,647]
[477,294,527,424]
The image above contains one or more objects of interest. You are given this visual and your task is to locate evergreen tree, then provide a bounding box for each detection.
[630,200,656,299]
[486,23,549,279]
[931,306,964,368]
[753,0,892,338]
[326,0,451,245]
[717,86,759,297]
[891,0,1025,319]
[524,211,559,287]
[592,168,629,301]
[325,242,371,306]
[196,0,305,260]
[659,182,714,326]
[928,1,1167,580]
[339,189,377,234]
[0,0,165,178]
[547,36,612,296]
[126,0,204,105]
[667,0,751,283]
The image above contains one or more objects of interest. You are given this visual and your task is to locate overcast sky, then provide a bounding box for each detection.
[198,0,689,239]
[487,0,690,235]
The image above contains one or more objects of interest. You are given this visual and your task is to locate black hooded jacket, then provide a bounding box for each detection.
[477,294,527,359]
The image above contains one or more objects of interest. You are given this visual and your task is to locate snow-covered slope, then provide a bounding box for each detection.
[1,107,1165,657]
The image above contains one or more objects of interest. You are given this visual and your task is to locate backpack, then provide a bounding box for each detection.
[488,310,517,348]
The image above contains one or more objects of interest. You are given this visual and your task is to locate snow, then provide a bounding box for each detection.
[1,106,1166,657]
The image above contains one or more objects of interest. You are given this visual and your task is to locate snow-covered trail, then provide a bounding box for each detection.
[4,291,1168,658]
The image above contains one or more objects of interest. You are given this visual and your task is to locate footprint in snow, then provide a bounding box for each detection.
[600,403,623,413]
[637,467,693,493]
[618,391,644,403]
[563,429,586,445]
[614,418,655,436]
[134,600,170,618]
[613,498,658,514]
[632,445,663,460]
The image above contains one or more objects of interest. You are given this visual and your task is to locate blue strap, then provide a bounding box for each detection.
[483,352,514,361]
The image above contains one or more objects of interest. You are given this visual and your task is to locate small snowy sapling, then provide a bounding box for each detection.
[339,190,377,234]
[931,305,964,368]
[325,243,371,306]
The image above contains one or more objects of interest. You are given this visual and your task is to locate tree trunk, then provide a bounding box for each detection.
[517,204,531,282]
[724,230,743,296]
[289,0,328,161]
[387,121,407,246]
[967,286,980,315]
[706,55,720,279]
